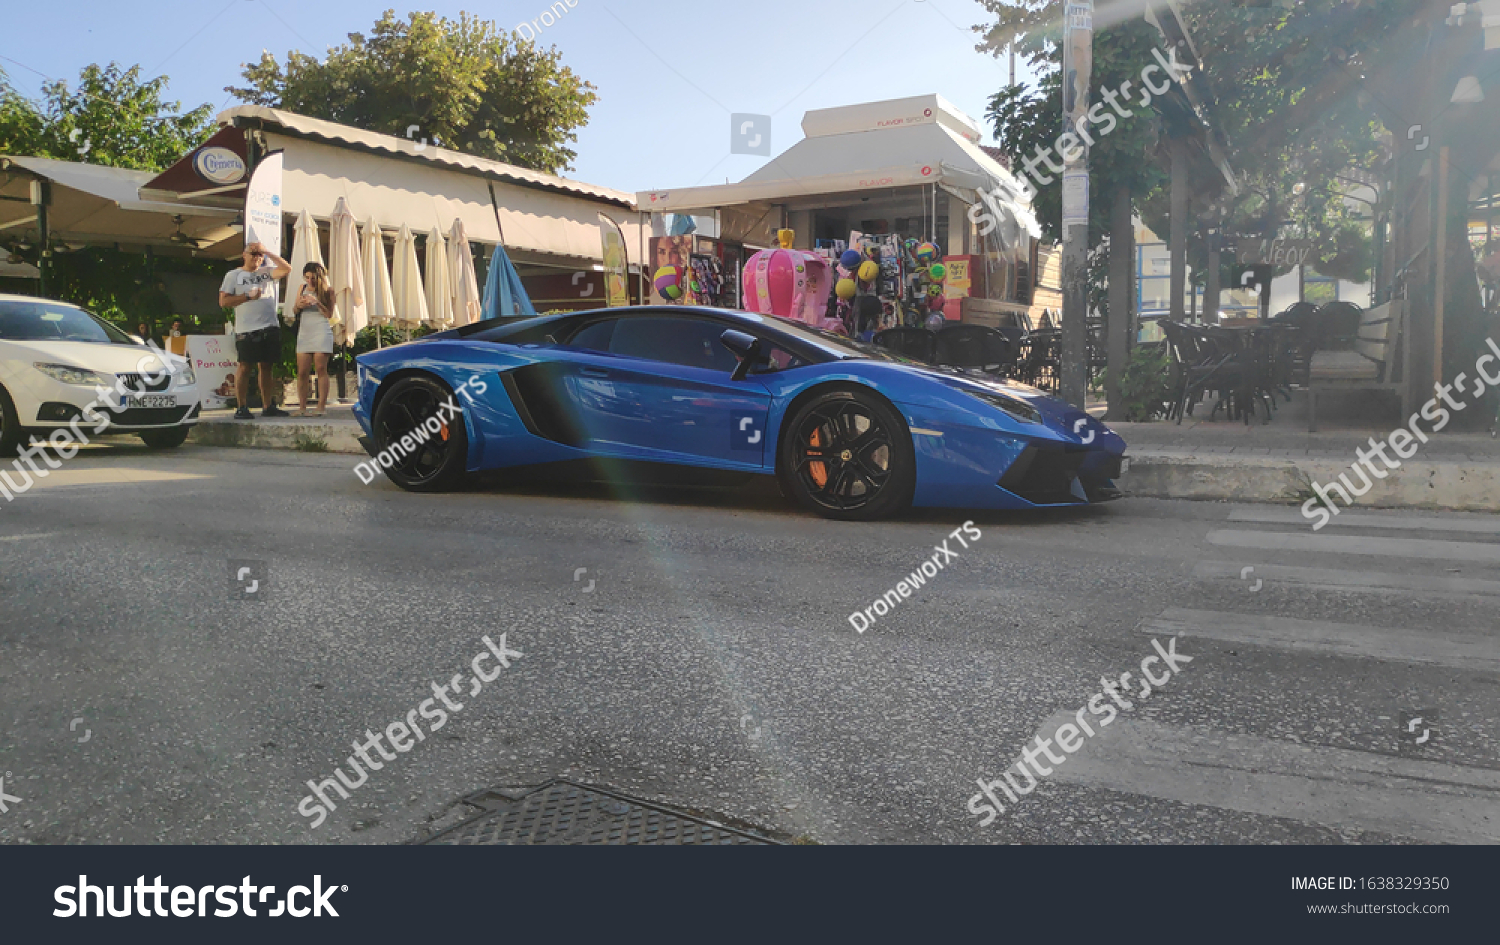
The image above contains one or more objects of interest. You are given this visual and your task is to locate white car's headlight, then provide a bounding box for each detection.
[33,362,113,387]
[176,363,197,386]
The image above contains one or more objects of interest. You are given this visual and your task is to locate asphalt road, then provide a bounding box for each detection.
[2,441,1498,845]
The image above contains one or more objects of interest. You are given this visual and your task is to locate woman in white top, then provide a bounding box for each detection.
[293,262,336,416]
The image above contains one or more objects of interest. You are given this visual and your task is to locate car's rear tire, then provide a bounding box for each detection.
[779,387,915,521]
[372,375,469,492]
[140,427,191,449]
[0,384,21,456]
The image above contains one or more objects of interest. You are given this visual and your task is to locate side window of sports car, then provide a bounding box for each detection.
[608,317,741,374]
[566,319,616,352]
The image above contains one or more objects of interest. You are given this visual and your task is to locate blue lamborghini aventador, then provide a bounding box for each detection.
[351,306,1128,520]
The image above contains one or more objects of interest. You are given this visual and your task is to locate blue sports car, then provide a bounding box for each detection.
[352,306,1127,520]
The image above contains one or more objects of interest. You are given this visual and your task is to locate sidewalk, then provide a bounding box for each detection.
[188,401,368,455]
[1111,391,1500,512]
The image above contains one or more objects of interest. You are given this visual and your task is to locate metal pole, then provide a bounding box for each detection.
[1059,0,1093,408]
[1169,138,1187,322]
[1434,146,1450,389]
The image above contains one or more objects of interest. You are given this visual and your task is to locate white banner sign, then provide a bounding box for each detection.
[243,151,284,256]
[186,334,239,410]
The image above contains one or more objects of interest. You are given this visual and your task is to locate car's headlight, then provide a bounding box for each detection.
[965,388,1043,424]
[33,362,113,387]
[175,363,197,386]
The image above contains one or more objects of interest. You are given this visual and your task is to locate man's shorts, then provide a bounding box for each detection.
[236,326,282,364]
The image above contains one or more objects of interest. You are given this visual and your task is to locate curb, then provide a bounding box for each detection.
[188,418,367,455]
[1124,451,1500,513]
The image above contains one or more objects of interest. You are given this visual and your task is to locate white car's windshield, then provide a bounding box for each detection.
[0,298,138,345]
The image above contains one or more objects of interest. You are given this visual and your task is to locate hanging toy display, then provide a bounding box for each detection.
[742,237,833,327]
[928,262,947,283]
[654,265,684,301]
[857,260,880,284]
[835,277,858,300]
[915,241,941,267]
[840,249,864,272]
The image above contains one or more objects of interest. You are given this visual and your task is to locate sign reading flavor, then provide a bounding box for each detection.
[192,146,246,185]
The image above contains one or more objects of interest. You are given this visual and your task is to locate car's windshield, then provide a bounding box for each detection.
[0,299,138,345]
[747,313,914,364]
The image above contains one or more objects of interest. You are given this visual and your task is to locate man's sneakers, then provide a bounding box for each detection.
[233,407,254,420]
[262,406,291,418]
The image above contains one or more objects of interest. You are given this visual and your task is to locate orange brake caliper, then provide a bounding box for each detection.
[808,428,828,487]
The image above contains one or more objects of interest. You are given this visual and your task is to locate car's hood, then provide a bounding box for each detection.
[893,362,1125,451]
[1,339,185,374]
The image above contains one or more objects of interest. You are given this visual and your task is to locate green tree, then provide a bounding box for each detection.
[229,10,598,175]
[0,63,214,170]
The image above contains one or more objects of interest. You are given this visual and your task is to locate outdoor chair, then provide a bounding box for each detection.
[933,324,1017,375]
[872,327,937,363]
[1018,328,1061,391]
[1307,300,1409,432]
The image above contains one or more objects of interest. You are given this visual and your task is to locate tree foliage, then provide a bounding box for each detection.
[229,10,598,175]
[0,63,214,171]
[975,0,1427,289]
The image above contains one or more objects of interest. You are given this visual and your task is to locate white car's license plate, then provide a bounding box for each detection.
[126,394,177,409]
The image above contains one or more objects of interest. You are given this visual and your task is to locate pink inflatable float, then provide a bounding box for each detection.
[741,248,835,329]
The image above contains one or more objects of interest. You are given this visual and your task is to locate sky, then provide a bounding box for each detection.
[0,0,1041,196]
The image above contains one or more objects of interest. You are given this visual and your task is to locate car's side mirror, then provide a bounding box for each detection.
[129,334,145,345]
[720,329,764,381]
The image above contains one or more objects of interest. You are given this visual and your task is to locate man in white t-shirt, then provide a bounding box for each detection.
[219,241,292,419]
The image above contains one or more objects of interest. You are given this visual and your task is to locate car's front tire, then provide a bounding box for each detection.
[372,375,469,492]
[779,387,915,521]
[0,384,21,456]
[140,427,191,449]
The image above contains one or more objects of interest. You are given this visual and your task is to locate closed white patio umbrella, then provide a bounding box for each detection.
[391,224,429,330]
[327,197,365,342]
[425,226,453,328]
[285,209,323,326]
[362,217,396,343]
[448,218,482,327]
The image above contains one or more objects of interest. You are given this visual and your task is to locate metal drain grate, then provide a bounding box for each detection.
[422,779,775,846]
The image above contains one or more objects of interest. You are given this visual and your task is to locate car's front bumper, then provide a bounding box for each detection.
[17,372,201,432]
[905,409,1127,510]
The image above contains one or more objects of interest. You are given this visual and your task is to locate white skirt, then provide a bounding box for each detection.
[296,313,335,354]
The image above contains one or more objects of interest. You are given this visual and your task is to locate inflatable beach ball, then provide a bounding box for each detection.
[857,260,880,283]
[835,278,858,300]
[928,262,947,282]
[915,242,941,266]
[654,265,683,300]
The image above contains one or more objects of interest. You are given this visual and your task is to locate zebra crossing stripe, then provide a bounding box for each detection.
[1192,560,1500,599]
[1139,607,1500,674]
[1032,709,1500,845]
[1207,529,1500,565]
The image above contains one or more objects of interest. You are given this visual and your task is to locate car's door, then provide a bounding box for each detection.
[562,313,774,469]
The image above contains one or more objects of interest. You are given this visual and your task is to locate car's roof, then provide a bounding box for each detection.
[0,293,84,306]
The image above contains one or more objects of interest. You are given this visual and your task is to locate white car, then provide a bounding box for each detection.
[0,294,200,453]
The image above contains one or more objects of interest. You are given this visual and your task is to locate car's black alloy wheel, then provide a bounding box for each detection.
[0,385,21,456]
[372,375,469,492]
[781,388,915,521]
[139,427,191,449]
